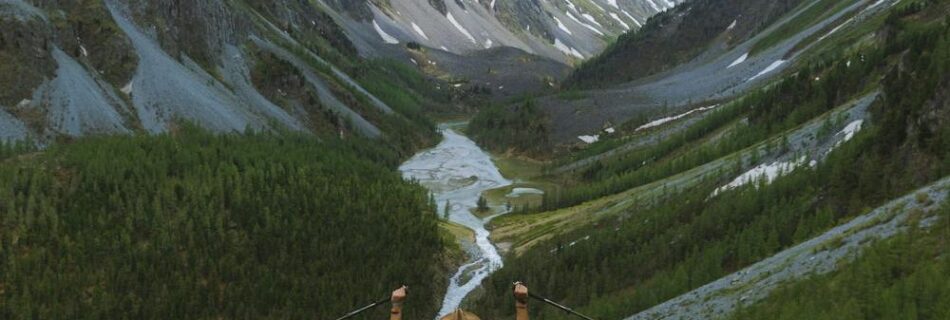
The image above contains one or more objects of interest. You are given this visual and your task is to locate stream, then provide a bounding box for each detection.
[398,124,512,318]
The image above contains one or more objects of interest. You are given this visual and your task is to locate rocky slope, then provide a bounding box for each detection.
[628,177,950,320]
[537,0,900,145]
[1,0,409,141]
[0,0,683,142]
[322,0,683,64]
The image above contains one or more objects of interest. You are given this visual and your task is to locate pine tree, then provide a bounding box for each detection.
[444,200,451,220]
[477,196,489,212]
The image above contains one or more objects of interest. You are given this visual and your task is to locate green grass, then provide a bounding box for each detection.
[478,151,562,218]
[439,220,475,263]
[490,89,880,254]
[557,89,590,101]
[493,154,547,180]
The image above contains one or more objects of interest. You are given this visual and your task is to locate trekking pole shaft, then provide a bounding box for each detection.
[334,297,389,320]
[528,292,596,320]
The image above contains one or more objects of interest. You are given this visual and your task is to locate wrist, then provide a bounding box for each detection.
[516,301,528,309]
[391,305,403,314]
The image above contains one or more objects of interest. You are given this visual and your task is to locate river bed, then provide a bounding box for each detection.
[398,124,512,318]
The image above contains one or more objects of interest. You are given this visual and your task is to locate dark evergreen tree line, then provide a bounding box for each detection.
[468,99,552,156]
[0,127,447,319]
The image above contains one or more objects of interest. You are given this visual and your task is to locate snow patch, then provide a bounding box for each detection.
[578,135,600,144]
[838,120,864,142]
[554,16,573,35]
[868,0,888,10]
[411,22,429,40]
[607,0,619,9]
[373,20,399,44]
[637,104,720,132]
[727,19,737,30]
[121,81,133,95]
[609,13,630,30]
[566,11,605,36]
[818,17,854,42]
[582,13,604,28]
[747,60,786,82]
[554,38,584,59]
[727,53,749,69]
[565,0,578,12]
[712,156,808,197]
[447,13,477,44]
[622,10,642,27]
[825,119,865,155]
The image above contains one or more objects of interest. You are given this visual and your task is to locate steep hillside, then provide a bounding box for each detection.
[0,0,686,144]
[471,0,904,150]
[321,0,683,64]
[467,0,949,319]
[567,0,805,88]
[0,127,451,319]
[311,0,686,102]
[0,0,440,152]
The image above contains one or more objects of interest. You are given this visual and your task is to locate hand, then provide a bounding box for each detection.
[391,286,408,306]
[513,282,529,305]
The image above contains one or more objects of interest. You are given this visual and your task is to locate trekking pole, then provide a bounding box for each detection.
[333,297,389,320]
[515,282,596,320]
[334,285,408,320]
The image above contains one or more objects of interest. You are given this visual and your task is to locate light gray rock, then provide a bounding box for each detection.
[106,1,268,133]
[0,108,28,142]
[36,47,131,136]
[320,0,682,63]
[0,0,47,22]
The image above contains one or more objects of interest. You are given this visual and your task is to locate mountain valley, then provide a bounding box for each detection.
[1,0,948,319]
